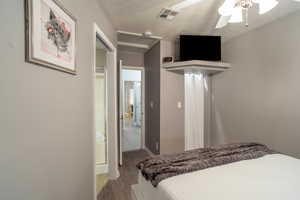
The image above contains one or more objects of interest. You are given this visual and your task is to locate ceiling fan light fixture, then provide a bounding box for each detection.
[258,0,279,15]
[229,7,243,23]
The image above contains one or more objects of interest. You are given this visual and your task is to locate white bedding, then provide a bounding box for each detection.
[132,154,300,200]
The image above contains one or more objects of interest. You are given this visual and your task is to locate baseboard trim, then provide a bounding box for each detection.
[108,167,120,180]
[96,164,108,175]
[143,147,154,156]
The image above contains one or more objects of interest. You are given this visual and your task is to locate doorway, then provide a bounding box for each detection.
[93,23,118,200]
[119,66,145,162]
[94,34,109,194]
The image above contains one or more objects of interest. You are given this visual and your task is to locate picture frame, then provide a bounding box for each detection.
[25,0,77,75]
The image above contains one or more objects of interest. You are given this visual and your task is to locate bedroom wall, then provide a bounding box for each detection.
[0,1,116,200]
[144,40,186,155]
[159,40,212,153]
[160,40,185,154]
[211,10,300,158]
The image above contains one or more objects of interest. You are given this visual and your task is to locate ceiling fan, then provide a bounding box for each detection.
[216,0,300,29]
[160,0,300,28]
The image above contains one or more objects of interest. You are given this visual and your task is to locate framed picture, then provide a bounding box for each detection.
[25,0,77,74]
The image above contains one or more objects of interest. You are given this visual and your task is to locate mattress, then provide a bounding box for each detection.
[132,154,300,200]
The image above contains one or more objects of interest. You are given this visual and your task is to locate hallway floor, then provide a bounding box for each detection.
[122,120,141,152]
[98,150,149,200]
[96,174,108,194]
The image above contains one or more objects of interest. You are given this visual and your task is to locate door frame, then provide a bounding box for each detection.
[93,23,119,200]
[119,60,124,165]
[94,72,108,174]
[119,65,145,163]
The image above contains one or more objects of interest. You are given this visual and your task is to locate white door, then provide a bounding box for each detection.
[119,60,123,166]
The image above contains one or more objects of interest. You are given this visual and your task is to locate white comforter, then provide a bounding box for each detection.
[135,154,300,200]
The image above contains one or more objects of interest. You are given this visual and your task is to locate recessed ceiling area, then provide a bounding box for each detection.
[99,0,300,42]
[117,31,161,53]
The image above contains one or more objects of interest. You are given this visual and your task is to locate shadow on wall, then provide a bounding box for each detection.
[211,93,226,145]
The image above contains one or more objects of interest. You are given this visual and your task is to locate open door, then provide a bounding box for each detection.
[119,60,123,166]
[119,63,145,165]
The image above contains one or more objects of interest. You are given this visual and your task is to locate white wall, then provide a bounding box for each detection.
[0,0,116,200]
[211,11,300,158]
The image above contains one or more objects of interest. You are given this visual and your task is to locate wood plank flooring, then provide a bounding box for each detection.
[98,150,149,200]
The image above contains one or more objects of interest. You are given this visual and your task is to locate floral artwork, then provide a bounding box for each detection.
[26,0,76,74]
[46,10,71,54]
[42,2,72,61]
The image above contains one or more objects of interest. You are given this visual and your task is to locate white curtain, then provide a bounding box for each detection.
[184,71,205,151]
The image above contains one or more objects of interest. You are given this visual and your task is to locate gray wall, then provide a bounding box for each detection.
[118,51,144,67]
[144,42,161,154]
[211,11,300,158]
[160,40,185,154]
[0,0,116,200]
[144,40,186,155]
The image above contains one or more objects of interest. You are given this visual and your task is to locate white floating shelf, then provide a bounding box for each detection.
[162,60,231,75]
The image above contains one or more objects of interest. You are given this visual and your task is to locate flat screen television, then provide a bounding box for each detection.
[180,35,221,62]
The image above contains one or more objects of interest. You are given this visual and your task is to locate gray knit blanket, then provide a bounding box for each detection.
[137,143,275,187]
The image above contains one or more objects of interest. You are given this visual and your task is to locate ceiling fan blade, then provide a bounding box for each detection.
[228,7,243,23]
[171,0,204,11]
[216,15,231,29]
[258,0,279,15]
[218,0,237,16]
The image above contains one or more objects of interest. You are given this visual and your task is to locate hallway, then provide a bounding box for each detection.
[98,150,148,200]
[122,120,142,152]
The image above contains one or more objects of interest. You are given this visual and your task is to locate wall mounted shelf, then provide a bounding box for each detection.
[162,60,231,75]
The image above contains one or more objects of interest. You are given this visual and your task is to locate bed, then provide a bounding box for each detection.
[132,144,300,200]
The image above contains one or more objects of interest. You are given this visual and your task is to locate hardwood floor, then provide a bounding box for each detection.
[98,150,149,200]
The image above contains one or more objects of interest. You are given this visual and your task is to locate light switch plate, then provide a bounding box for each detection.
[150,101,154,109]
[177,101,182,109]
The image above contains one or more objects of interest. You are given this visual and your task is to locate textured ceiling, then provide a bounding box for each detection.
[99,0,300,42]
